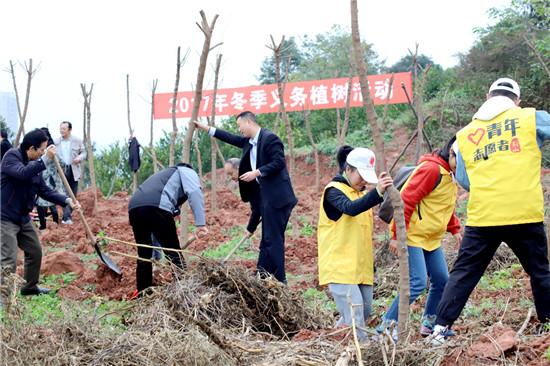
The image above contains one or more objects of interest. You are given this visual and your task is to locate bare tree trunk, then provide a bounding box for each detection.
[216,141,225,163]
[126,74,133,136]
[126,74,138,193]
[170,46,182,167]
[80,83,98,214]
[411,46,431,162]
[336,108,342,144]
[209,54,223,212]
[341,69,353,144]
[10,59,36,147]
[304,110,320,192]
[150,79,159,173]
[268,37,295,178]
[182,10,220,164]
[194,136,203,181]
[350,0,409,341]
[180,10,220,245]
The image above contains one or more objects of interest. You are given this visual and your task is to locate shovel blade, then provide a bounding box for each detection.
[94,243,122,275]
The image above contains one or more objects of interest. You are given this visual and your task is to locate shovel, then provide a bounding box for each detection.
[52,155,122,275]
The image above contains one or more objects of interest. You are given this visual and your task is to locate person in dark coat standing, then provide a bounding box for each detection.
[1,129,80,298]
[194,111,297,283]
[0,129,12,161]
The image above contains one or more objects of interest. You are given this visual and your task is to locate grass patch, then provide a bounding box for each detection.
[302,287,336,312]
[202,235,256,260]
[479,268,515,291]
[1,273,129,330]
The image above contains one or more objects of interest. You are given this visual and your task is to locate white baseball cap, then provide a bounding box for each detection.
[489,78,520,98]
[346,147,378,183]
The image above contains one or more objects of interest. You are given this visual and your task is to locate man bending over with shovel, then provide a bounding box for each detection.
[128,163,208,294]
[1,129,80,300]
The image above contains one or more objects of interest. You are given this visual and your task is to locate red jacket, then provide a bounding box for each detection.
[392,153,461,248]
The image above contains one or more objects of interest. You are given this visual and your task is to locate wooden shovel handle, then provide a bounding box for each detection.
[52,155,95,244]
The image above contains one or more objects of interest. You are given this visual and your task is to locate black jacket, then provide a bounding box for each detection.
[1,148,67,224]
[0,139,12,160]
[214,128,297,209]
[323,174,383,221]
[128,137,141,172]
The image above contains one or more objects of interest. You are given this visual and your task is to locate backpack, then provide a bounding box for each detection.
[378,165,442,224]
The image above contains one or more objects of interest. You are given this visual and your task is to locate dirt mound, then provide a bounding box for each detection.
[41,250,85,276]
[467,325,519,359]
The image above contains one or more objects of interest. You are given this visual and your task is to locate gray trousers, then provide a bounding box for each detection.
[328,283,373,340]
[1,220,42,291]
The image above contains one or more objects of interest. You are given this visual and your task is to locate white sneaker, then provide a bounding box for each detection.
[428,325,449,346]
[61,219,74,225]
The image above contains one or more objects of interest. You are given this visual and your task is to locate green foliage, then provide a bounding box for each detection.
[90,4,550,194]
[302,287,336,312]
[1,274,128,329]
[298,216,316,237]
[545,346,550,362]
[201,235,257,260]
[259,37,303,85]
[463,298,495,318]
[479,268,515,291]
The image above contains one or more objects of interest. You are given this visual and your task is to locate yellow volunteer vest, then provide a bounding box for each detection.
[456,107,543,226]
[400,162,458,251]
[317,181,374,286]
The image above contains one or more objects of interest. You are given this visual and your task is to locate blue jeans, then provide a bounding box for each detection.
[383,246,448,322]
[328,283,373,340]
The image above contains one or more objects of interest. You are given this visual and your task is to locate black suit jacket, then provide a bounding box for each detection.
[214,128,297,209]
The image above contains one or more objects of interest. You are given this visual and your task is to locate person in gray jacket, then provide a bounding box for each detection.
[128,163,208,293]
[54,121,86,224]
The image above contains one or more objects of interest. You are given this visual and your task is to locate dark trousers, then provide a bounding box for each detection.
[129,206,183,292]
[62,166,78,221]
[257,202,294,283]
[0,220,42,292]
[436,223,550,327]
[246,190,262,234]
[37,206,59,229]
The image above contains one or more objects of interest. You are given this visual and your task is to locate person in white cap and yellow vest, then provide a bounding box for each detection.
[317,147,393,340]
[430,78,550,344]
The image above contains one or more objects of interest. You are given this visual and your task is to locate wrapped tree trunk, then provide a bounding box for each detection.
[150,79,159,173]
[10,59,36,147]
[209,54,223,211]
[80,83,98,214]
[350,0,410,341]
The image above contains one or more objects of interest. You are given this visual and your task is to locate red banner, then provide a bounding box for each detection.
[153,72,412,119]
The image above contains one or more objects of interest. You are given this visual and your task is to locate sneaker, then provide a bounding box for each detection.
[420,315,437,337]
[61,219,74,225]
[428,325,454,346]
[129,289,139,300]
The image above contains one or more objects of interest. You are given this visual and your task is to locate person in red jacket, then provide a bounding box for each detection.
[377,137,462,341]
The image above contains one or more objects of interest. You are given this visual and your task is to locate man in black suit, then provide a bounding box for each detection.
[194,111,297,282]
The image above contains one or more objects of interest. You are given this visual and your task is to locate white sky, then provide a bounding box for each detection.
[0,0,510,149]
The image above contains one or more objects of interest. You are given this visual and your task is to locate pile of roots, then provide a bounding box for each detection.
[1,258,340,365]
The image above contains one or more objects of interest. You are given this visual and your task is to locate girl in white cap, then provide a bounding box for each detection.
[317,147,392,341]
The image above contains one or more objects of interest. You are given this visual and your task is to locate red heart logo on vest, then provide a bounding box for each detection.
[467,128,485,145]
